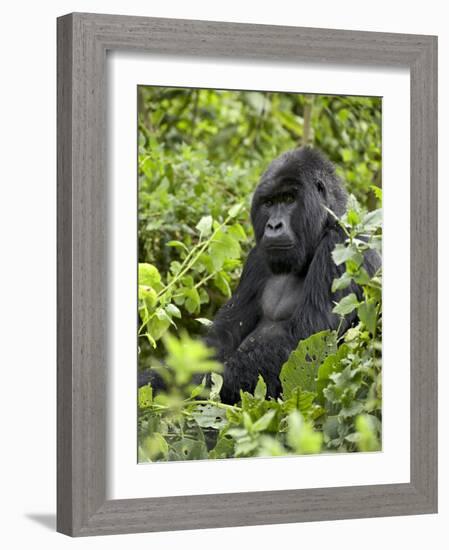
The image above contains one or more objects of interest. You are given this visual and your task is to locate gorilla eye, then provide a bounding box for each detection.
[283,192,296,204]
[263,198,273,207]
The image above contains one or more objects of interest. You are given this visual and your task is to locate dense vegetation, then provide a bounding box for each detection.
[137,87,382,461]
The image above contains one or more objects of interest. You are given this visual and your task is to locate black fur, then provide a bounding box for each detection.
[206,147,380,404]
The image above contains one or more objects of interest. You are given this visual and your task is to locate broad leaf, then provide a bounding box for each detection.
[139,263,161,287]
[333,293,359,316]
[254,375,267,401]
[280,331,338,398]
[192,404,227,429]
[196,215,213,236]
[358,300,377,335]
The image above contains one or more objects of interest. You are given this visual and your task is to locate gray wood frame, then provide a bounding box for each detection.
[57,12,438,537]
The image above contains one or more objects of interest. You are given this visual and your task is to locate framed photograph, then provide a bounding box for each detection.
[57,13,437,536]
[135,86,383,465]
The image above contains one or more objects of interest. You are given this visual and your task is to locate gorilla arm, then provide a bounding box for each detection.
[205,248,268,362]
[217,327,294,404]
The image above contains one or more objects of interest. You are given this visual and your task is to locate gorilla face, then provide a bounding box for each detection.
[250,147,347,274]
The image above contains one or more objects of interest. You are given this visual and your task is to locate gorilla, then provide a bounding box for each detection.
[206,146,380,404]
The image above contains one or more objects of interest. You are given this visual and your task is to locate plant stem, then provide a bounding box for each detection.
[156,214,232,299]
[194,271,217,289]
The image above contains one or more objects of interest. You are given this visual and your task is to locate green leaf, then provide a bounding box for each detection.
[165,303,182,319]
[370,185,383,201]
[144,332,157,348]
[257,436,287,457]
[139,263,161,287]
[166,240,189,253]
[332,271,352,292]
[277,110,303,136]
[323,416,339,442]
[183,287,201,314]
[228,223,246,240]
[345,194,361,214]
[287,411,322,454]
[333,293,360,316]
[198,253,214,274]
[214,271,231,297]
[283,387,317,417]
[340,400,364,418]
[352,267,372,286]
[156,307,174,324]
[355,414,381,452]
[358,300,377,335]
[234,437,259,457]
[323,365,359,405]
[138,286,158,308]
[341,148,353,162]
[337,109,350,123]
[190,377,206,399]
[254,375,267,400]
[192,404,227,429]
[209,434,234,459]
[316,344,350,403]
[280,331,338,398]
[347,209,360,226]
[199,288,210,305]
[209,229,241,270]
[139,433,168,461]
[196,215,213,236]
[164,332,222,385]
[344,326,361,342]
[362,209,382,231]
[252,410,276,432]
[243,411,253,431]
[171,438,208,460]
[169,261,182,275]
[148,315,171,341]
[228,203,244,218]
[332,243,361,266]
[138,384,153,409]
[210,373,223,401]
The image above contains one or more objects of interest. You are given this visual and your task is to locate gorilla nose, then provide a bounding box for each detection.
[266,219,284,235]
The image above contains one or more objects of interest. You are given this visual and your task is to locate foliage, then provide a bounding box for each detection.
[138,204,245,349]
[138,197,382,460]
[137,86,382,460]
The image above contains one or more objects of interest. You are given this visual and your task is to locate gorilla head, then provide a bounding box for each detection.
[250,147,347,274]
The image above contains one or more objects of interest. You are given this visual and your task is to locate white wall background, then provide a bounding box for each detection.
[0,1,444,547]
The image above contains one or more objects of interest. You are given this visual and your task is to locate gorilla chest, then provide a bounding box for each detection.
[261,274,304,322]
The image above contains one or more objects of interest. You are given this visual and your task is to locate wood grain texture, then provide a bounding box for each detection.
[57,12,438,537]
[409,37,438,507]
[57,13,74,536]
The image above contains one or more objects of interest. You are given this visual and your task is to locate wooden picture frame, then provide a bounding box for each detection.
[57,12,438,536]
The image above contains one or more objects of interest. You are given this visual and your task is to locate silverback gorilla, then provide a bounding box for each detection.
[206,146,380,404]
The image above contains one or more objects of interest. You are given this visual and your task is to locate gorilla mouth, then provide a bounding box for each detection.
[266,244,294,251]
[264,241,295,251]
